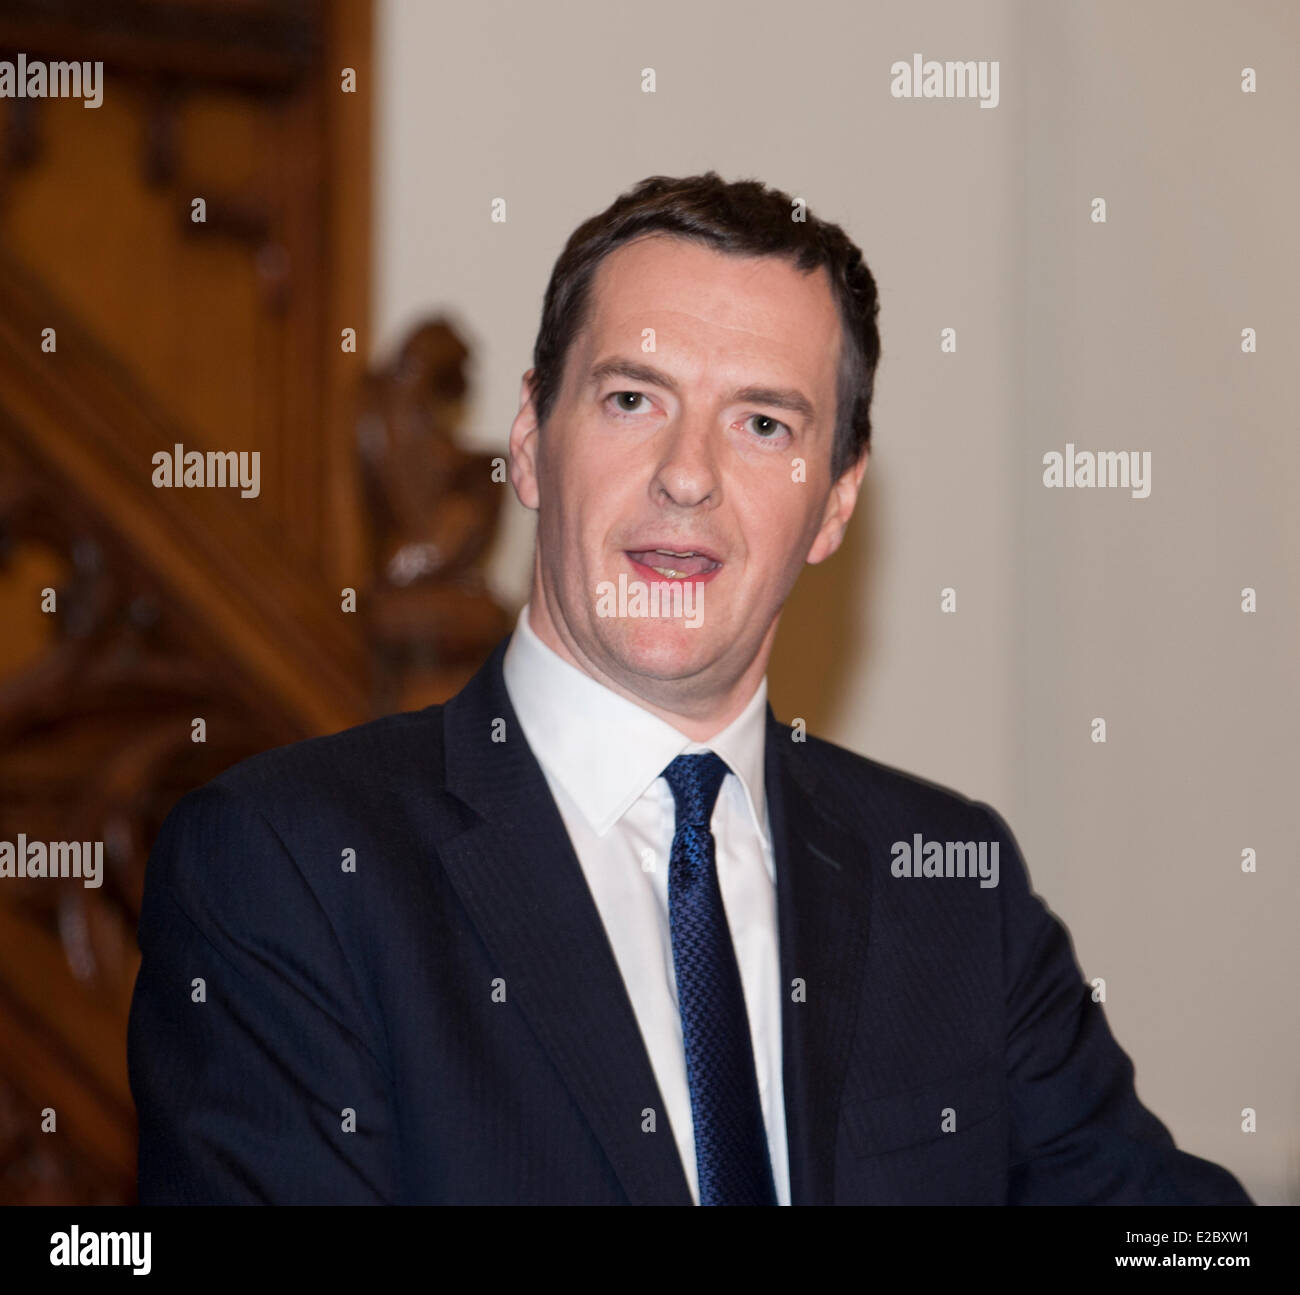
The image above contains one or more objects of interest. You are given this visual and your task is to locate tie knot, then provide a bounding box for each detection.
[662,751,731,828]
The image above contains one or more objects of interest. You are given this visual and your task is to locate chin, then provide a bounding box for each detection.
[597,615,716,682]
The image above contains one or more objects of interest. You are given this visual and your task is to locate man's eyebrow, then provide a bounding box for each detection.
[587,357,817,424]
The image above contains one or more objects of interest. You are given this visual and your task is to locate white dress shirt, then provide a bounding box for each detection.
[501,603,790,1205]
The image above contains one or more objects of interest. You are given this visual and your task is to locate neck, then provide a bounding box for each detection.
[525,582,771,743]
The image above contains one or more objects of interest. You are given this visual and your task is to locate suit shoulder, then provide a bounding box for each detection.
[786,726,999,830]
[146,706,452,905]
[777,728,1032,905]
[206,706,446,810]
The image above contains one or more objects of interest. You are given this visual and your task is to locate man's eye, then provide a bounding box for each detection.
[608,391,648,413]
[746,414,789,439]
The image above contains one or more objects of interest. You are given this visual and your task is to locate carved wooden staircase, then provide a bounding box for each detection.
[0,0,508,1204]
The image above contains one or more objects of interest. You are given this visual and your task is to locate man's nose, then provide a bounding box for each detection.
[652,415,720,508]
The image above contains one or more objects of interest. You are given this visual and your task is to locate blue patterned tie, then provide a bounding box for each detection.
[662,752,777,1206]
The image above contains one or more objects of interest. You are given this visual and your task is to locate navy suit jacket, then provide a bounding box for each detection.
[128,635,1252,1204]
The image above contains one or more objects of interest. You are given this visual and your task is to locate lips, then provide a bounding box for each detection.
[624,547,722,580]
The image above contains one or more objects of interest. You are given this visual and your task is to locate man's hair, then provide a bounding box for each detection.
[529,172,882,480]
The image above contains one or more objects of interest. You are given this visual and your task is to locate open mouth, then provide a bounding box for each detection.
[624,548,722,580]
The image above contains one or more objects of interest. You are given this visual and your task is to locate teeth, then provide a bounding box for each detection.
[650,566,684,578]
[654,549,696,558]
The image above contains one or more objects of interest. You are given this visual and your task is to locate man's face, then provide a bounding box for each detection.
[510,232,866,714]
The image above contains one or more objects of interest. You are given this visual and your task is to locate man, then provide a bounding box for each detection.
[128,172,1251,1205]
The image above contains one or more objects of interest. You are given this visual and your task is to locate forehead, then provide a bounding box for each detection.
[579,233,842,397]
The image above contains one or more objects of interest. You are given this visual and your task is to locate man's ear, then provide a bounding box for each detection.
[508,368,541,511]
[806,448,869,565]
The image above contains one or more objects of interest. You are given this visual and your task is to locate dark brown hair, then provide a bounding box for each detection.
[528,171,881,479]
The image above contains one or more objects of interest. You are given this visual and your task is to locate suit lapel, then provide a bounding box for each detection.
[435,638,694,1206]
[767,709,873,1205]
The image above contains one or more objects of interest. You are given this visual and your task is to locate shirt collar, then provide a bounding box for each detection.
[501,603,770,849]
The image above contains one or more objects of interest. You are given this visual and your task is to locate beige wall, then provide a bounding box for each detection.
[374,0,1298,1203]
